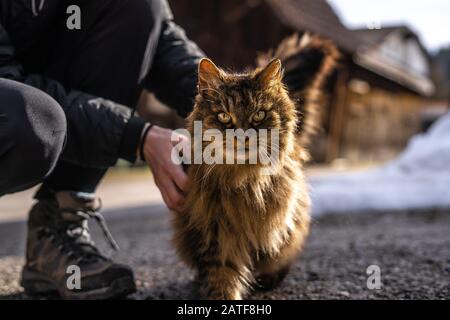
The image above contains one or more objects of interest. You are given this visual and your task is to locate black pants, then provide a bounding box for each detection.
[0,0,155,197]
[0,78,66,195]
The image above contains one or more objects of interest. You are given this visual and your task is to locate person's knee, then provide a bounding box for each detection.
[1,80,66,190]
[26,92,66,181]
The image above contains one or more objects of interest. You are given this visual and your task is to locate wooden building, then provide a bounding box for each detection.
[160,0,435,163]
[432,47,450,100]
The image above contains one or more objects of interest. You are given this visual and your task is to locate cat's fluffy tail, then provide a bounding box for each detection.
[257,34,340,147]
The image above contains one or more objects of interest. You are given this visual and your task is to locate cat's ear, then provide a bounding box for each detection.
[257,59,283,87]
[198,58,223,93]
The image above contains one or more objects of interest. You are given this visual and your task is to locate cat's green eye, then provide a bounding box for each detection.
[217,112,231,124]
[253,110,266,122]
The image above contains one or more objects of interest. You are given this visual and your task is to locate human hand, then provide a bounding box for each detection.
[141,125,188,212]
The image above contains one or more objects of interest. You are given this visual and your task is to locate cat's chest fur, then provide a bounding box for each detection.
[187,162,309,254]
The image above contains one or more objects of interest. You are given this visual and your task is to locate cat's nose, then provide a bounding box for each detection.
[242,122,252,131]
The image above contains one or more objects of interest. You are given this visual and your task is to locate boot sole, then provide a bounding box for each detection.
[21,268,136,300]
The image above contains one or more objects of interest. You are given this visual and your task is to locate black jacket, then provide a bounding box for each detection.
[0,0,203,167]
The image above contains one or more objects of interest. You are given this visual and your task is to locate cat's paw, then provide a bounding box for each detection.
[201,287,242,300]
[254,267,290,292]
[207,291,242,300]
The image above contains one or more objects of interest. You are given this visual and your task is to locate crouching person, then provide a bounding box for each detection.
[0,0,203,299]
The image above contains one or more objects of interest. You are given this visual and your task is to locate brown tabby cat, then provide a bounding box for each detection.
[173,35,338,300]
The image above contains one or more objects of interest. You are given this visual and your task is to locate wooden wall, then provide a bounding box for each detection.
[327,88,423,163]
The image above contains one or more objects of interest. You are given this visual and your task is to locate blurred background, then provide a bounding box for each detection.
[142,0,449,165]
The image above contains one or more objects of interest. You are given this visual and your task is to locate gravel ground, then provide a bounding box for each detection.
[0,204,449,300]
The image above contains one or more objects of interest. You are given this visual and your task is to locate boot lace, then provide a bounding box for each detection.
[37,201,119,264]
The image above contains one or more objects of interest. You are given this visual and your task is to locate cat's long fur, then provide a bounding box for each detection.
[173,35,338,300]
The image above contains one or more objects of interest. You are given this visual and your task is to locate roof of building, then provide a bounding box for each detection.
[264,0,434,95]
[265,0,360,52]
[352,25,434,95]
[352,25,430,59]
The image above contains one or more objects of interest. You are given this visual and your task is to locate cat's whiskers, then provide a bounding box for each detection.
[200,162,217,192]
[258,147,280,173]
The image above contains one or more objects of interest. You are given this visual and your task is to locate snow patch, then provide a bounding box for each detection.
[310,111,450,216]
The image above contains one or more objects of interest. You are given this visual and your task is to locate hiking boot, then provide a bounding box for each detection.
[21,191,136,299]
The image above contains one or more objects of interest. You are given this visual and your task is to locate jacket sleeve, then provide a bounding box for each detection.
[0,24,145,168]
[144,17,205,118]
